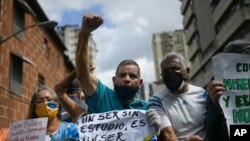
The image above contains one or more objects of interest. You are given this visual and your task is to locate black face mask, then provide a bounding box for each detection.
[114,85,139,102]
[163,70,185,91]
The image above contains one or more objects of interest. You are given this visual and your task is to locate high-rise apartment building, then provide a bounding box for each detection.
[180,0,250,87]
[57,25,98,67]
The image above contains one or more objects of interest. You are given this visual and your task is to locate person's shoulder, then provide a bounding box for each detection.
[62,122,77,128]
[60,122,79,138]
[137,97,148,105]
[134,97,149,110]
[188,84,205,90]
[152,88,168,98]
[97,79,113,91]
[60,122,78,133]
[148,88,167,104]
[92,79,115,97]
[188,84,206,93]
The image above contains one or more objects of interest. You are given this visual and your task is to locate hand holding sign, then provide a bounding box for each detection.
[212,53,250,137]
[146,109,161,132]
[78,109,157,141]
[207,80,225,106]
[8,118,48,141]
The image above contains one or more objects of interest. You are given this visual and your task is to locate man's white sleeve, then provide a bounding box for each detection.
[148,95,171,130]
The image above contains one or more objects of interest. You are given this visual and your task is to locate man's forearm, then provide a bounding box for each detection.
[76,30,90,79]
[57,70,76,88]
[75,29,98,96]
[160,127,178,141]
[59,94,86,122]
[54,70,76,99]
[75,13,103,96]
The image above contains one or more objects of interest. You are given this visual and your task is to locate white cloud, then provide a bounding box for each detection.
[135,57,155,83]
[37,0,99,21]
[38,0,183,87]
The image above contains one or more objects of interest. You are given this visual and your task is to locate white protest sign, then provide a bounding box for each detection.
[8,118,48,141]
[77,109,157,141]
[212,53,250,135]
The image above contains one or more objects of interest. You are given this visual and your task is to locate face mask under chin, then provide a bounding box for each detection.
[163,70,185,92]
[114,85,139,102]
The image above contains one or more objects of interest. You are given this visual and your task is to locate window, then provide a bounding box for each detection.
[210,0,220,12]
[215,0,242,33]
[38,75,45,87]
[10,54,23,95]
[13,0,25,40]
[43,39,51,58]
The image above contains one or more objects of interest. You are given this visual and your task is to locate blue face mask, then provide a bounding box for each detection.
[69,96,88,110]
[114,85,139,102]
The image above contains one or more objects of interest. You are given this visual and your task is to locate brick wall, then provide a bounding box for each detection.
[0,0,74,127]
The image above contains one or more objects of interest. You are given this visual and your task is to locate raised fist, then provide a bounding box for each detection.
[81,13,103,34]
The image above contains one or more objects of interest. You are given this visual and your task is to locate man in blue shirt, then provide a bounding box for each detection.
[56,13,147,116]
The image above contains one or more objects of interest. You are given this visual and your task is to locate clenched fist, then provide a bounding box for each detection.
[81,13,103,34]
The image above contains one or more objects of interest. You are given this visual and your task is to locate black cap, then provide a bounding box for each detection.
[66,79,81,94]
[223,39,250,53]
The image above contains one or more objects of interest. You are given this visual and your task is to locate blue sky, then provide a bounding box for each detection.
[38,0,183,88]
[60,4,104,26]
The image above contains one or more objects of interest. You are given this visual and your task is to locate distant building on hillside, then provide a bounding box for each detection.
[57,25,98,67]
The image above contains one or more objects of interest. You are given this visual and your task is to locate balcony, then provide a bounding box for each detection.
[188,39,199,60]
[189,57,202,81]
[186,20,197,44]
[183,5,195,28]
[191,70,206,87]
[181,0,190,14]
[216,7,250,48]
[212,0,233,25]
[203,61,213,86]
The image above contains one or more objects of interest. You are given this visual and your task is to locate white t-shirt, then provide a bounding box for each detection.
[149,84,207,141]
[45,135,51,141]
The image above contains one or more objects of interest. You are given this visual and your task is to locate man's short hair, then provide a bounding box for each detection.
[66,79,81,94]
[115,59,141,77]
[223,39,250,53]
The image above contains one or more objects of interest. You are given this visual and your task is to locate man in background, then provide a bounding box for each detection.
[206,39,250,141]
[61,79,88,122]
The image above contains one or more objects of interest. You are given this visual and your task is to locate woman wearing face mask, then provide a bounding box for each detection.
[27,86,79,141]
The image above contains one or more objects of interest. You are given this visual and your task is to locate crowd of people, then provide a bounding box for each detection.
[1,13,250,141]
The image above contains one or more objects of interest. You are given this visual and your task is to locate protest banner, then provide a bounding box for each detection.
[212,53,250,135]
[8,118,48,141]
[77,109,157,141]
